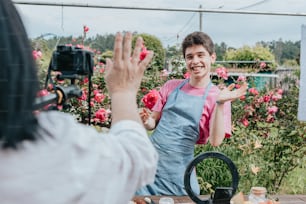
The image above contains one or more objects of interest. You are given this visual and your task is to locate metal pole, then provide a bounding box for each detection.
[12,1,306,17]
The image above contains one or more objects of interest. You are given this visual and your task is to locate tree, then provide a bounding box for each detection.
[132,33,166,71]
[215,42,228,61]
[259,39,300,65]
[89,34,116,52]
[225,44,277,71]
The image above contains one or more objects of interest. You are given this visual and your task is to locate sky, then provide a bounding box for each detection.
[14,0,306,48]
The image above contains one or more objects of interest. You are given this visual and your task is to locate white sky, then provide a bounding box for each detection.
[14,0,306,48]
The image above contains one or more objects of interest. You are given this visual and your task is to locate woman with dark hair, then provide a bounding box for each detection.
[0,1,158,203]
[0,0,40,148]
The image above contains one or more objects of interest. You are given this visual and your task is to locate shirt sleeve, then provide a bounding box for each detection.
[108,120,159,187]
[81,120,158,203]
[152,79,183,112]
[37,111,158,204]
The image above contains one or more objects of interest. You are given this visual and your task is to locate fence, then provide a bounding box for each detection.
[211,72,278,90]
[274,67,299,91]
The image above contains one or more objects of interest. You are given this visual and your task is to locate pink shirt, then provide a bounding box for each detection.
[152,79,232,144]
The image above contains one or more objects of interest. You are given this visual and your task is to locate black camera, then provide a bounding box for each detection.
[51,45,94,76]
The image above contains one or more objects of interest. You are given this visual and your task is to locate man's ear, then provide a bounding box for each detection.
[211,52,217,64]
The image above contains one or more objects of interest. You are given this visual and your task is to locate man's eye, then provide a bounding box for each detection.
[198,54,205,58]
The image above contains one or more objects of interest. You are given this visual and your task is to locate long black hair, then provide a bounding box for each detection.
[0,0,40,149]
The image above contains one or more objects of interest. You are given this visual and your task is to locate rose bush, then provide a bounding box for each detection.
[34,32,305,195]
[39,42,161,128]
[195,72,305,195]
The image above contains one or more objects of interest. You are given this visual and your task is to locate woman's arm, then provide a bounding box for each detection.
[105,32,153,125]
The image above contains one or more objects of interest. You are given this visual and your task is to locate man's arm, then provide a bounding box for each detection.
[143,111,161,130]
[209,103,226,146]
[209,82,248,146]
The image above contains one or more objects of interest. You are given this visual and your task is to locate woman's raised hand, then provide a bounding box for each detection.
[105,32,154,97]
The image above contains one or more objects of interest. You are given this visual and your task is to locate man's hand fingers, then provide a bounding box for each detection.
[142,108,147,114]
[227,83,236,91]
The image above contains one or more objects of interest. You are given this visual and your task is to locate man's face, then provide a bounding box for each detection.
[185,44,216,80]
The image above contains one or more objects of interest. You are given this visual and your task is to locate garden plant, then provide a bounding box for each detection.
[33,29,305,196]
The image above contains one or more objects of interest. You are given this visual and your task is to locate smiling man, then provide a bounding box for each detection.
[136,31,248,196]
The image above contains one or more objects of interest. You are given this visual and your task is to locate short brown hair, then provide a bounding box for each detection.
[182,32,215,58]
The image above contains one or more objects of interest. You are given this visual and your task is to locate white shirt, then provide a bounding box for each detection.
[0,111,158,204]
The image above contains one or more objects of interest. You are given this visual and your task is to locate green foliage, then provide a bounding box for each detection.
[132,33,166,71]
[31,39,53,88]
[86,34,115,52]
[280,167,306,194]
[100,50,113,62]
[260,39,301,65]
[225,44,277,71]
[194,74,306,195]
[230,83,305,193]
[33,34,305,195]
[31,34,301,68]
[165,45,181,59]
[138,69,167,107]
[282,59,299,68]
[194,145,234,194]
[215,42,228,61]
[131,33,168,106]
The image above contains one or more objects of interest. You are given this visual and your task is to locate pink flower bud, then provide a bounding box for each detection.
[83,25,89,33]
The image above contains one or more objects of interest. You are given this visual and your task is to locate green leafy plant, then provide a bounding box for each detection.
[34,32,305,195]
[225,45,277,72]
[195,72,305,195]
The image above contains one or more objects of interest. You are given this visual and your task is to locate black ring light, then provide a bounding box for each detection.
[184,151,239,204]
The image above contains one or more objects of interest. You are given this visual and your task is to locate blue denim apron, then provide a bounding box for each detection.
[136,79,212,196]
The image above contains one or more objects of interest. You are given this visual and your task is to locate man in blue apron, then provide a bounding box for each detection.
[136,32,248,196]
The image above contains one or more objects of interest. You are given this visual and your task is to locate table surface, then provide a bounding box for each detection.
[133,194,306,204]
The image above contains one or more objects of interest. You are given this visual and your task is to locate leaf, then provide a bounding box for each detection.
[288,130,298,137]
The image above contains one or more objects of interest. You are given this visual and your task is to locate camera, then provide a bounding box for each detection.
[51,45,94,76]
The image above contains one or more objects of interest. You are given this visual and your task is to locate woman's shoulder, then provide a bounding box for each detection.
[37,110,75,124]
[36,111,101,144]
[36,111,79,134]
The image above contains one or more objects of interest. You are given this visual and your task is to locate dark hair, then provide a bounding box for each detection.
[0,0,40,149]
[182,31,215,58]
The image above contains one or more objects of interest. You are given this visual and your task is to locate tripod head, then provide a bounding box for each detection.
[34,85,82,110]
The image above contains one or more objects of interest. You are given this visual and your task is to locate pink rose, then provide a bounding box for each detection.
[267,106,278,114]
[95,108,108,123]
[83,25,89,33]
[249,87,259,95]
[241,118,249,127]
[140,45,148,61]
[216,67,228,80]
[142,89,159,110]
[184,72,190,79]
